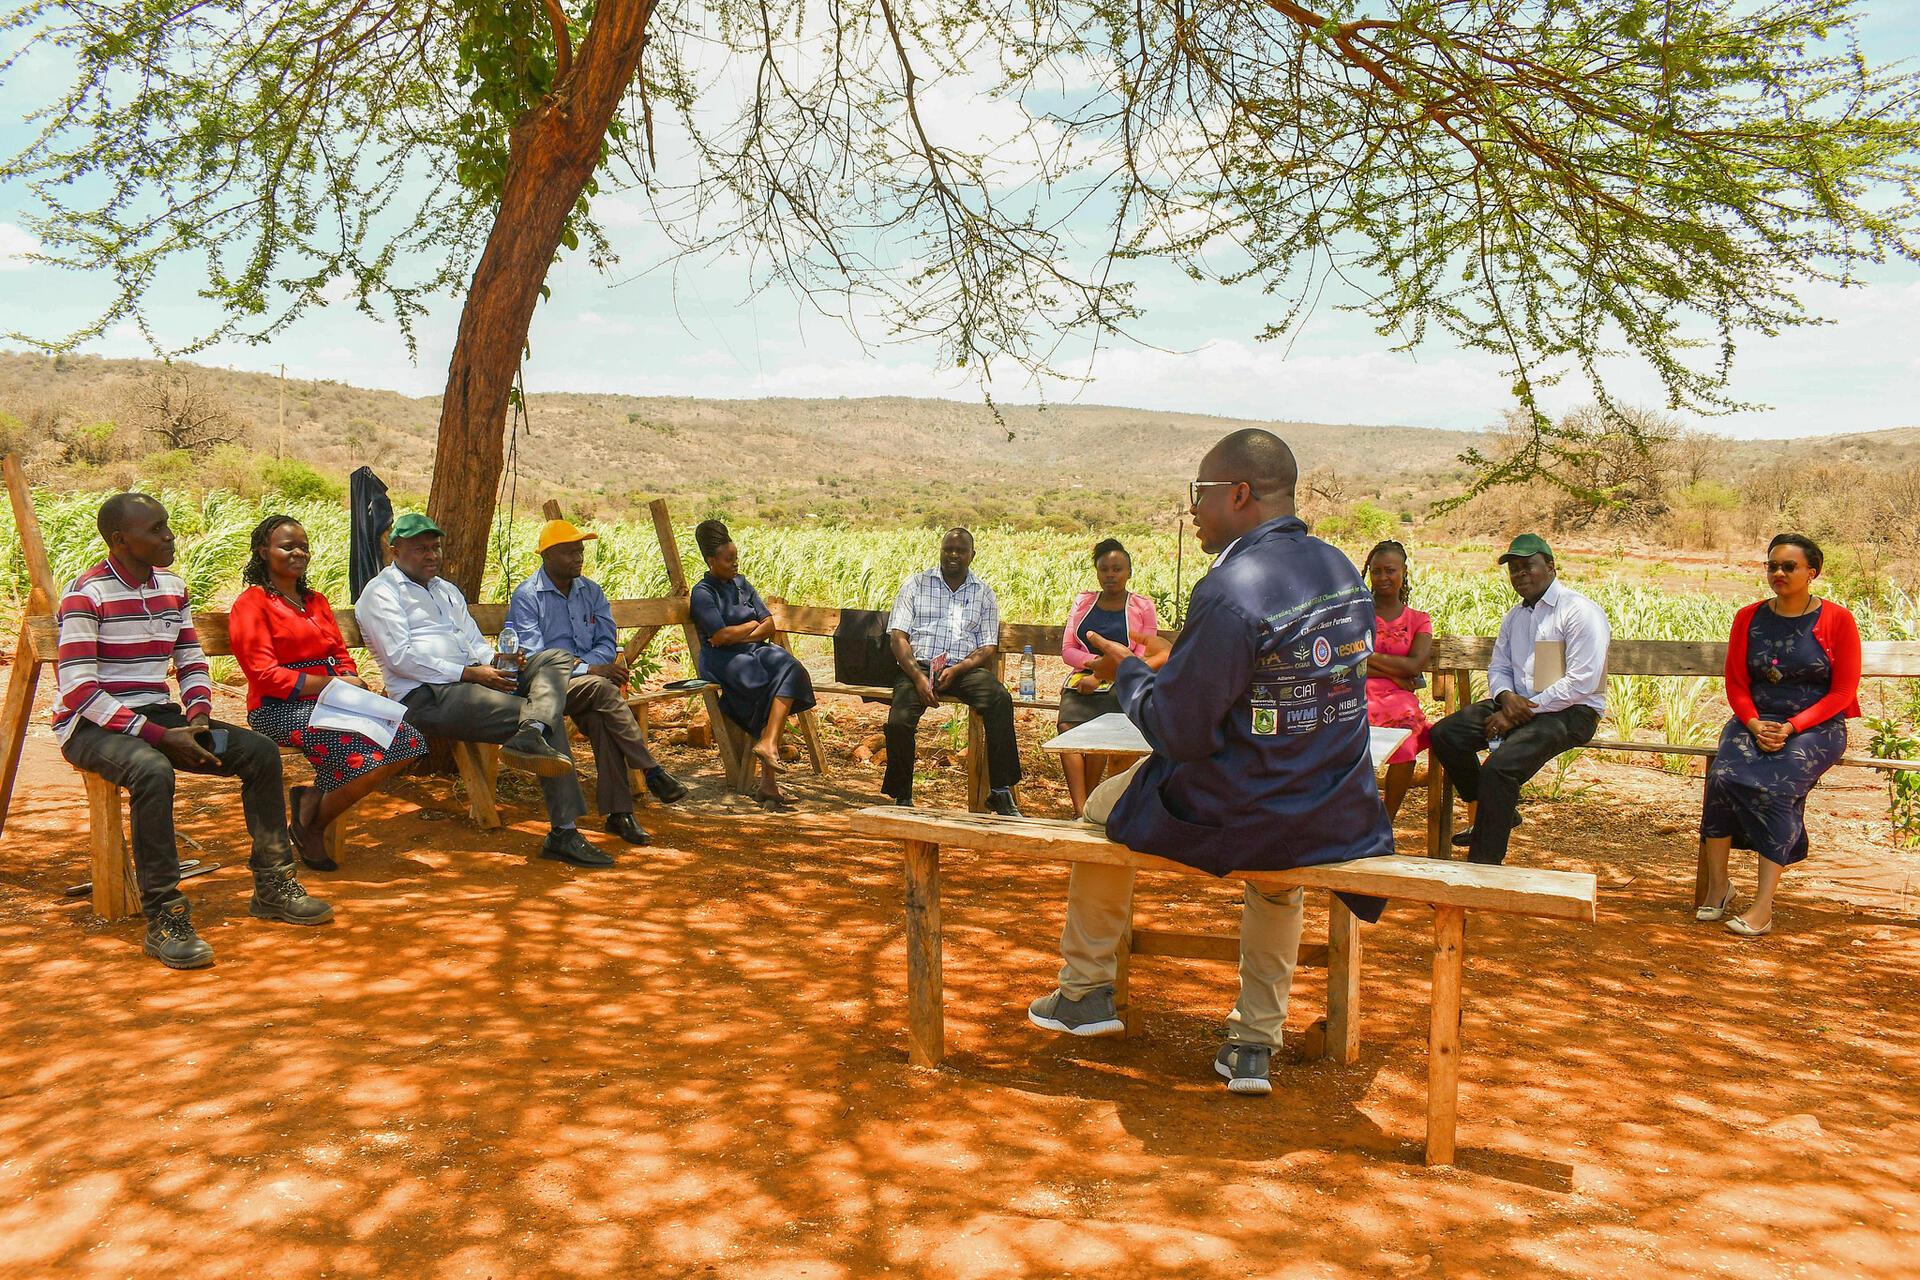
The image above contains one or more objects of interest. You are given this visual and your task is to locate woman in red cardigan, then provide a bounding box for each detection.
[1695,534,1861,937]
[229,515,428,870]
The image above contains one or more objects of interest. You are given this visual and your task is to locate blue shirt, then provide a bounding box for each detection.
[504,569,618,676]
[1108,516,1394,879]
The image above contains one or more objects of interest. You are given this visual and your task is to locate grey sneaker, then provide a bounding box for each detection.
[1215,1041,1273,1096]
[1027,986,1125,1037]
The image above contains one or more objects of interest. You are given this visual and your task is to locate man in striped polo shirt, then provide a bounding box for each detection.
[57,494,332,969]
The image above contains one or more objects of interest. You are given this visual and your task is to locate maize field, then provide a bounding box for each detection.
[6,487,1920,755]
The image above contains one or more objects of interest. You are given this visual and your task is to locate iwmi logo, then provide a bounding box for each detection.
[1311,636,1333,667]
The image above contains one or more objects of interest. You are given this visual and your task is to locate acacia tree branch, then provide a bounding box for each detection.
[543,0,573,81]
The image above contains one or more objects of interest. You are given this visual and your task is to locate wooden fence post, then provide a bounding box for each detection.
[1,454,58,838]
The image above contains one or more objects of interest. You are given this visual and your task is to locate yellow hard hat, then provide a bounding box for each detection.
[535,519,598,553]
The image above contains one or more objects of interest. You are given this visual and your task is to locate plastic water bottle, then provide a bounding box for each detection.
[1019,646,1036,701]
[497,626,521,672]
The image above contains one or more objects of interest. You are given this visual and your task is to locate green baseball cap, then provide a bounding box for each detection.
[389,513,445,541]
[1498,533,1553,564]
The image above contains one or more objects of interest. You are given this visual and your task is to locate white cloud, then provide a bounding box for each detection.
[0,223,40,271]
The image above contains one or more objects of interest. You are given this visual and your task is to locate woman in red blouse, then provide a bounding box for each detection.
[1695,534,1861,937]
[229,515,428,869]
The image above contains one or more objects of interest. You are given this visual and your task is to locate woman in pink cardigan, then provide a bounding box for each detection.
[1058,538,1162,816]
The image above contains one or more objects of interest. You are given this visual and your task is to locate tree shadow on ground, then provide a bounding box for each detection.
[0,719,1916,1278]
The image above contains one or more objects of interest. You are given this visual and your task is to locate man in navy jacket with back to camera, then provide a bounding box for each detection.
[1027,428,1394,1096]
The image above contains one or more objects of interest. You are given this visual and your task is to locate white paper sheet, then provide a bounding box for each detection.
[308,678,410,751]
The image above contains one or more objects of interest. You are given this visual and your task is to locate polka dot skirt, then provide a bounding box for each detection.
[248,682,428,794]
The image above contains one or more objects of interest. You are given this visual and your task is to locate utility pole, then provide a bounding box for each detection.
[276,363,285,458]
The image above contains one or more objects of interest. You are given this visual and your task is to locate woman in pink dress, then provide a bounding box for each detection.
[1362,540,1433,819]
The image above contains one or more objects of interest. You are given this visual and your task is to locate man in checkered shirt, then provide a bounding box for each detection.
[882,528,1022,813]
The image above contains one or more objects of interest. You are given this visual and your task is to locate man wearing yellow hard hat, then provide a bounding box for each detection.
[506,518,688,845]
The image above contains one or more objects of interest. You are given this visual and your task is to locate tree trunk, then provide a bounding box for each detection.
[427,0,656,600]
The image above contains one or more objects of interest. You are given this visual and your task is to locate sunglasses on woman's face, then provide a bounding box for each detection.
[1765,561,1807,574]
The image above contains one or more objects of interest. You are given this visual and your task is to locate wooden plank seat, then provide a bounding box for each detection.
[848,805,1597,1168]
[1422,634,1920,859]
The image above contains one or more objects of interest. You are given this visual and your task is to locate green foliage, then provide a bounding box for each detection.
[0,409,27,455]
[261,457,345,504]
[1316,500,1397,545]
[135,449,198,489]
[1678,480,1741,512]
[1864,717,1920,848]
[62,421,123,466]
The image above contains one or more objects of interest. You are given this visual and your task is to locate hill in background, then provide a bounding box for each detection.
[4,350,1916,548]
[0,350,1478,527]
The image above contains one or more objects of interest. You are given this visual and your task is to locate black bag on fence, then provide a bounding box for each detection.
[833,608,899,699]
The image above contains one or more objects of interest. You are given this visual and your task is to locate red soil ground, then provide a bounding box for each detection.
[2,678,1918,1279]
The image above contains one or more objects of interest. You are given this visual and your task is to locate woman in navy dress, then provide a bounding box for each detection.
[690,519,816,811]
[1695,534,1861,938]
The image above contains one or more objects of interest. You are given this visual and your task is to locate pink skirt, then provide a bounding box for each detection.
[1365,677,1430,764]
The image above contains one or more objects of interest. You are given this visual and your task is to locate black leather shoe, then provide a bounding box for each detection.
[986,789,1023,817]
[604,812,650,846]
[644,767,687,804]
[144,898,215,969]
[500,726,572,778]
[540,829,614,867]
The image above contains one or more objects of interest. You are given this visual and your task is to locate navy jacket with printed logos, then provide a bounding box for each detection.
[1108,516,1394,888]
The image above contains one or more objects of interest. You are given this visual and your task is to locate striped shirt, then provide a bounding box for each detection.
[53,557,212,745]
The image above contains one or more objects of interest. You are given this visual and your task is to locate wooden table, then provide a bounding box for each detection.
[1045,712,1411,769]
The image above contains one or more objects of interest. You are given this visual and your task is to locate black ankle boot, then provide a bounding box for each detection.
[249,862,335,925]
[144,898,214,969]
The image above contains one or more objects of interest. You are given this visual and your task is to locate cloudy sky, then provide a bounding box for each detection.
[4,7,1919,440]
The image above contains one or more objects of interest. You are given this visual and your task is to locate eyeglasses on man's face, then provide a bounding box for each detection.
[1189,479,1243,507]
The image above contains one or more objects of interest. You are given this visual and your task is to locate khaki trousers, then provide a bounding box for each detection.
[564,673,659,816]
[1065,760,1306,1048]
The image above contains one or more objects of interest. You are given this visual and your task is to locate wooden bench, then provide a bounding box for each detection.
[1422,635,1920,861]
[848,805,1597,1167]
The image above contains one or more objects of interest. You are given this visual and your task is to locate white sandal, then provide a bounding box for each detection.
[1725,916,1772,938]
[1695,888,1736,922]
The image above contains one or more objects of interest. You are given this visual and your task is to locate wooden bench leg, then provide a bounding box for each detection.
[83,773,140,921]
[1425,751,1452,858]
[1426,905,1466,1167]
[1115,882,1137,1035]
[904,839,944,1067]
[797,706,827,776]
[715,713,756,795]
[1325,893,1361,1063]
[452,742,502,830]
[965,712,988,813]
[323,817,346,864]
